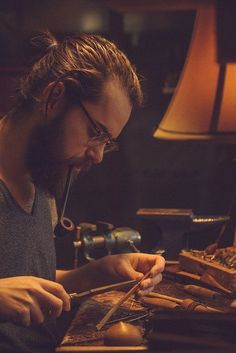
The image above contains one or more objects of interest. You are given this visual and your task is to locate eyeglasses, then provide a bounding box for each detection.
[80,102,119,154]
[43,74,119,154]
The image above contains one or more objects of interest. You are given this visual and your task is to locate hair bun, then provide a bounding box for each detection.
[46,42,58,50]
[30,31,58,58]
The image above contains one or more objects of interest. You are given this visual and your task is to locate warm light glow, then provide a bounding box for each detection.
[219,64,236,131]
[154,2,236,142]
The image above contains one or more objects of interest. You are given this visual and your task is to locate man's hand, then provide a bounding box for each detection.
[0,276,71,327]
[97,253,165,296]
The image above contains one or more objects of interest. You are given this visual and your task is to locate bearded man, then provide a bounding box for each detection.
[0,32,164,353]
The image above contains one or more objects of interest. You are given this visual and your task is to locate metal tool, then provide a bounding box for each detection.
[55,169,142,264]
[205,187,235,255]
[105,311,149,326]
[73,223,141,264]
[145,291,222,312]
[69,279,138,303]
[96,270,152,330]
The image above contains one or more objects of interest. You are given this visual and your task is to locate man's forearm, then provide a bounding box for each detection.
[56,259,112,293]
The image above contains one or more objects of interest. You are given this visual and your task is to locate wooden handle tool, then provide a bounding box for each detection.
[184,284,221,300]
[141,297,180,310]
[145,291,222,312]
[143,296,220,313]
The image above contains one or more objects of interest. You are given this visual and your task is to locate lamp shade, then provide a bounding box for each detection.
[153,2,236,142]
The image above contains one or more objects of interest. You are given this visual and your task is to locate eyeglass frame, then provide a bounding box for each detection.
[79,101,119,154]
[43,72,119,154]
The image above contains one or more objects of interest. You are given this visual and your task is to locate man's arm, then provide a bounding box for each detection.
[56,253,165,295]
[56,259,112,293]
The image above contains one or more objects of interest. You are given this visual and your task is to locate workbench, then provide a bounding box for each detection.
[56,274,236,353]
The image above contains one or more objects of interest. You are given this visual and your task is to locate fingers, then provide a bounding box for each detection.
[114,253,165,284]
[13,300,51,327]
[140,255,165,293]
[29,301,44,325]
[138,273,163,296]
[0,276,72,328]
[34,290,65,319]
[38,279,71,312]
[121,266,144,281]
[115,257,144,281]
[13,305,31,327]
[14,292,66,327]
[133,254,165,277]
[149,255,165,276]
[131,254,165,296]
[19,278,71,326]
[30,278,71,323]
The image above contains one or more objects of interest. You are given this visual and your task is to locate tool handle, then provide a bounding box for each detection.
[142,297,180,310]
[142,297,214,312]
[184,284,220,299]
[200,272,232,295]
[181,299,221,312]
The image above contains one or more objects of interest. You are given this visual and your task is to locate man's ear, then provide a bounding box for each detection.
[41,81,65,120]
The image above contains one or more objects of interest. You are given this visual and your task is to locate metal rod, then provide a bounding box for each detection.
[96,270,152,331]
[105,311,149,326]
[69,279,138,303]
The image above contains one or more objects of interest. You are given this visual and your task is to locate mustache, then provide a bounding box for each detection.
[65,155,94,171]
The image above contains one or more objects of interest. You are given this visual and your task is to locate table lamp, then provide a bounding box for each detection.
[153,0,236,252]
[153,0,236,143]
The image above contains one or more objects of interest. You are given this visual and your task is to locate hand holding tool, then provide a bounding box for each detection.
[96,270,152,330]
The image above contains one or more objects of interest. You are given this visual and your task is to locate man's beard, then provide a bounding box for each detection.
[26,112,93,198]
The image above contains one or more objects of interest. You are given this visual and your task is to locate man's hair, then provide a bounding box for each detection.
[14,31,143,113]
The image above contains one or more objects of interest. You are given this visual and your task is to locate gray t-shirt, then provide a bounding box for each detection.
[0,181,57,353]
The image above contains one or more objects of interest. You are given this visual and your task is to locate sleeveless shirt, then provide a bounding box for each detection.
[0,181,57,353]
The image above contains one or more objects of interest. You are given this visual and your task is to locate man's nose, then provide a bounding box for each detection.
[86,144,105,164]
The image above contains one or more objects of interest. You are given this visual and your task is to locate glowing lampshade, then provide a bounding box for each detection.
[154,2,236,142]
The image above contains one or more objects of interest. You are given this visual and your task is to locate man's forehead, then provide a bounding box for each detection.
[101,77,128,100]
[94,80,131,135]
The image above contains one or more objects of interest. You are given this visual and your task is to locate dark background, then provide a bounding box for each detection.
[0,0,235,267]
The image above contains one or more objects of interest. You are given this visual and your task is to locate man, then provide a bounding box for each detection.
[0,32,165,352]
